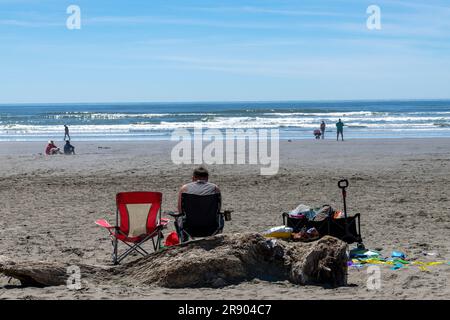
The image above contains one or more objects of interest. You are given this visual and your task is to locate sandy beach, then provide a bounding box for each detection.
[0,138,449,299]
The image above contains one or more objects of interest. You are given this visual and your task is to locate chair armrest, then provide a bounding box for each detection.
[159,218,170,227]
[165,211,184,218]
[95,219,115,229]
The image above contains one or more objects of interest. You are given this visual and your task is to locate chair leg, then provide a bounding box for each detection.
[151,237,156,251]
[181,230,191,243]
[116,242,149,263]
[151,230,164,251]
[111,230,161,264]
[174,217,191,243]
[122,240,149,256]
[157,232,161,250]
[112,237,119,265]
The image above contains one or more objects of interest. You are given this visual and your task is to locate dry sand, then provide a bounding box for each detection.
[0,138,449,299]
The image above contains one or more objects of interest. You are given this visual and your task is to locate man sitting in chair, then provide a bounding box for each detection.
[177,166,221,211]
[174,166,223,242]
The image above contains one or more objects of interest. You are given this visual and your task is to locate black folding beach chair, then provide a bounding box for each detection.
[169,193,225,243]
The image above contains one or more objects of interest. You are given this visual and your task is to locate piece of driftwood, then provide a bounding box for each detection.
[0,233,348,288]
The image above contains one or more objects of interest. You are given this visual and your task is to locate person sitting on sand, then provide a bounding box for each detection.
[45,140,62,155]
[64,140,75,155]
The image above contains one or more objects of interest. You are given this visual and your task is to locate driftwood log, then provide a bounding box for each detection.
[0,233,348,288]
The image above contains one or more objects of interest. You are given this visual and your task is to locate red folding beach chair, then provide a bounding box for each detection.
[95,192,169,264]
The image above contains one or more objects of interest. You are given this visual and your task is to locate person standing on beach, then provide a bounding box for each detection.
[64,125,70,141]
[336,119,344,141]
[320,121,326,139]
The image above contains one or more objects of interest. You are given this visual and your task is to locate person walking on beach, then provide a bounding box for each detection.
[320,121,326,139]
[64,125,71,141]
[336,119,344,141]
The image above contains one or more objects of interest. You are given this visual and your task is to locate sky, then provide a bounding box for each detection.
[0,0,450,103]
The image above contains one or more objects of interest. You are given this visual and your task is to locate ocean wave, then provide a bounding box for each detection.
[1,104,450,139]
[2,119,450,135]
[434,122,450,127]
[262,111,383,117]
[43,112,172,120]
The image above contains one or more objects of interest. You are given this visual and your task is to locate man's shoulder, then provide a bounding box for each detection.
[180,183,190,192]
[198,181,220,190]
[210,183,221,193]
[204,181,219,189]
[182,181,220,194]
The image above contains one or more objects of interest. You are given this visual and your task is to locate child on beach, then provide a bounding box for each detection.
[313,129,322,139]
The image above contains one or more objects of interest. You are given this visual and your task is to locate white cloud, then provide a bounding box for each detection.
[189,5,347,17]
[0,18,59,27]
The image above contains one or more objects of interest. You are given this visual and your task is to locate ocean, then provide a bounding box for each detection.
[0,100,449,141]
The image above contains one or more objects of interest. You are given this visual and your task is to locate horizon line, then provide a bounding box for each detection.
[1,97,450,106]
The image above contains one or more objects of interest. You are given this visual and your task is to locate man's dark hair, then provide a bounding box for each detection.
[193,166,209,179]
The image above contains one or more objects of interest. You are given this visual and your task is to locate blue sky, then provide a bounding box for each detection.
[1,0,450,103]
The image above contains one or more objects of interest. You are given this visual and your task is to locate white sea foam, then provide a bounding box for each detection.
[1,106,450,141]
[1,117,449,135]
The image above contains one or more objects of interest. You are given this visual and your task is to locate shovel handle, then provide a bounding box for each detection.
[338,179,349,189]
[338,179,349,219]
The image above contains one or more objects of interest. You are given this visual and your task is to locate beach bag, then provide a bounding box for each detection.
[284,214,307,232]
[283,204,312,232]
[312,205,335,221]
[289,204,316,220]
